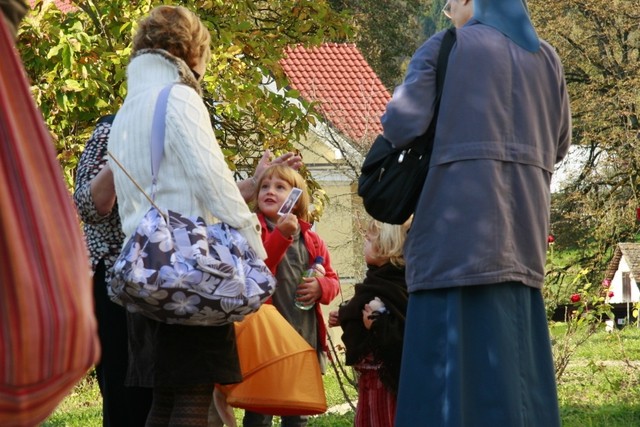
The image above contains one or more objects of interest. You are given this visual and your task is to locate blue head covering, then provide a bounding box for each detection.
[473,0,540,52]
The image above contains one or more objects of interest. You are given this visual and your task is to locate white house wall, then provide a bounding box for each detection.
[608,256,640,303]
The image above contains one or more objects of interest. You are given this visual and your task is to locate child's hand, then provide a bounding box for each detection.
[362,304,377,330]
[276,213,298,238]
[328,310,340,327]
[295,277,322,306]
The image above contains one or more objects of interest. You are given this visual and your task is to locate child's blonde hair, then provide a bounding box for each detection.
[366,217,412,267]
[257,165,310,222]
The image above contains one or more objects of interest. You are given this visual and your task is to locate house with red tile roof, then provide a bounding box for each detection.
[281,43,390,143]
[280,43,391,279]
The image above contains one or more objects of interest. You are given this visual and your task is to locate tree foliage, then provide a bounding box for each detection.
[327,0,435,89]
[529,0,640,280]
[423,0,450,38]
[17,0,349,188]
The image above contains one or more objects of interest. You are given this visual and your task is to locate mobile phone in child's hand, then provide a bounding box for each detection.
[277,187,303,216]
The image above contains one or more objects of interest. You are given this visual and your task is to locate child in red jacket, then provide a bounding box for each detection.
[243,165,340,427]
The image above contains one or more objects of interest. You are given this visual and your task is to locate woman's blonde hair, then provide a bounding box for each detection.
[133,6,211,71]
[257,165,310,222]
[366,217,412,267]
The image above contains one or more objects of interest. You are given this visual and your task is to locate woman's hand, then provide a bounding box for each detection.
[254,150,302,179]
[238,150,303,202]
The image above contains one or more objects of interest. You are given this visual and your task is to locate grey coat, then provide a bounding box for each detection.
[381,20,571,292]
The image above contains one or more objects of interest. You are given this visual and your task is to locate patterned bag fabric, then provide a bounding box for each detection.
[110,208,276,326]
[108,84,275,326]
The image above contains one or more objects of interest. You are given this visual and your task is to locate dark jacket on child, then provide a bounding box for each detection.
[338,263,407,394]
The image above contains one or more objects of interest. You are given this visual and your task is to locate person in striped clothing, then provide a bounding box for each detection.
[1,1,99,425]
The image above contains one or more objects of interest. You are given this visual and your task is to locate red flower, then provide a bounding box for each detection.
[570,293,581,303]
[608,291,614,298]
[547,234,555,244]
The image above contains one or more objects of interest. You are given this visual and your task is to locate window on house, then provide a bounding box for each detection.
[622,272,631,301]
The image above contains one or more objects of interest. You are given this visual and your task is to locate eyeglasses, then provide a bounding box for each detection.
[442,1,452,19]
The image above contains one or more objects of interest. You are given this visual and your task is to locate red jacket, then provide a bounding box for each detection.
[258,213,340,351]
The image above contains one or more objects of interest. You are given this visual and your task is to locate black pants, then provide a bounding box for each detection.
[94,260,152,427]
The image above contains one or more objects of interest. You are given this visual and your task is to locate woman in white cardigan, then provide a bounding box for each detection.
[108,6,293,425]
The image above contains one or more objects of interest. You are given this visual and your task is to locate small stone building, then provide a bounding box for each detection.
[603,242,640,326]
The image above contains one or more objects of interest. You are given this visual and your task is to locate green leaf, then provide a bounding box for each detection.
[47,45,63,58]
[63,79,84,92]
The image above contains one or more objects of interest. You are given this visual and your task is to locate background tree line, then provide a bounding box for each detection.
[529,0,640,288]
[18,0,350,192]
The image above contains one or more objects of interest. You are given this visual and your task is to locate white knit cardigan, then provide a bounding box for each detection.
[108,50,266,259]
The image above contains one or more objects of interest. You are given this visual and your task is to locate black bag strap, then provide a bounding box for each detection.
[435,28,456,107]
[408,28,456,153]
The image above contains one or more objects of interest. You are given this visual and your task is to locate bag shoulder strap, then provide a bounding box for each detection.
[436,28,456,98]
[150,83,177,198]
[107,82,177,215]
[407,28,456,151]
[434,28,456,111]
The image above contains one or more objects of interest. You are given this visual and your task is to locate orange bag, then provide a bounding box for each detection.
[217,305,327,416]
[0,15,100,427]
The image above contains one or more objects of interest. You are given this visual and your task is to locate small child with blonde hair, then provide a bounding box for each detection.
[244,164,340,427]
[329,218,411,427]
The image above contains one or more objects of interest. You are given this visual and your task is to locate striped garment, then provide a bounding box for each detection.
[354,364,397,427]
[0,16,100,427]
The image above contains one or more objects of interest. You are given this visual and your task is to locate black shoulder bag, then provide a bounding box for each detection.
[357,28,456,225]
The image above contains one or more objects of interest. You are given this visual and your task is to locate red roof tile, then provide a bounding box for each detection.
[281,43,390,142]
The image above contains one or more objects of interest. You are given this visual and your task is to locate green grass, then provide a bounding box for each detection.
[43,326,640,426]
[554,326,640,426]
[42,366,356,426]
[41,375,102,427]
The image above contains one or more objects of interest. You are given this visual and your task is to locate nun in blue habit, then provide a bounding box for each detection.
[381,0,571,426]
